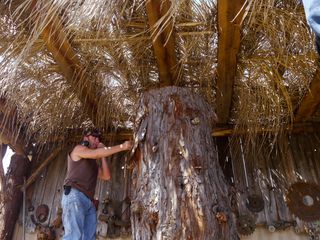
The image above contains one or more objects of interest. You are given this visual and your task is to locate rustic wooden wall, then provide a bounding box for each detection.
[12,132,320,239]
[227,133,320,237]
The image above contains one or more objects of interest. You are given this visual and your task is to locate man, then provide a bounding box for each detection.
[302,0,320,55]
[61,128,132,239]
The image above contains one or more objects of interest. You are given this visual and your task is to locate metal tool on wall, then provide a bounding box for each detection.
[286,181,320,222]
[236,214,256,236]
[239,138,265,213]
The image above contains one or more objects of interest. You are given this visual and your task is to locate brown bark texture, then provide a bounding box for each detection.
[131,87,238,240]
[1,154,30,240]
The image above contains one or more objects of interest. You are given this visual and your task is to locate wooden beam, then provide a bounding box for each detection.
[17,30,213,46]
[40,15,101,124]
[216,0,245,124]
[8,2,102,125]
[295,68,320,122]
[212,122,320,137]
[49,122,320,143]
[21,147,61,190]
[53,130,133,143]
[146,0,178,86]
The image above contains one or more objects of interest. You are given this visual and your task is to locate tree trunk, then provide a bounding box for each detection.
[131,87,238,240]
[1,154,30,240]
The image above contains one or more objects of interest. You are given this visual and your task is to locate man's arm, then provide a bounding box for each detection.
[98,157,111,180]
[71,141,132,161]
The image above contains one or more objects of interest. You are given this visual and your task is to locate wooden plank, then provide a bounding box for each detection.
[145,0,178,86]
[216,0,245,124]
[310,134,320,183]
[274,146,293,222]
[295,68,320,122]
[41,150,66,232]
[302,135,318,182]
[22,147,61,190]
[54,130,133,143]
[50,122,320,145]
[255,149,268,224]
[290,135,307,181]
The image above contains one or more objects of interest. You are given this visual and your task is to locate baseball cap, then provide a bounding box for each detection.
[83,128,101,138]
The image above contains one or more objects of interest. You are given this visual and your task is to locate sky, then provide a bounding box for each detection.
[2,147,14,174]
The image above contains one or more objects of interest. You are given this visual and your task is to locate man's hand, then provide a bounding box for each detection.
[121,141,133,150]
[98,141,132,151]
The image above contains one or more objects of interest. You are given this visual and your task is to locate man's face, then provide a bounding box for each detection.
[87,135,100,148]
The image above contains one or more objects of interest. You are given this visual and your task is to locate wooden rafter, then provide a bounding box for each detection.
[48,122,320,142]
[295,68,320,122]
[213,122,320,137]
[216,0,245,124]
[146,0,178,86]
[52,130,133,143]
[8,1,101,125]
[40,15,101,124]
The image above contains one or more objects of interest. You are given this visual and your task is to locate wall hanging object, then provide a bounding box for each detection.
[286,182,320,222]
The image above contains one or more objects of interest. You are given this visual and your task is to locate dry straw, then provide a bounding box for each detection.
[0,0,317,154]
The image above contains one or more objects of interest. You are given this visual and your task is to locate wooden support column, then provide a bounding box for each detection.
[216,0,245,124]
[295,68,320,122]
[146,0,178,86]
[131,87,238,239]
[0,154,30,240]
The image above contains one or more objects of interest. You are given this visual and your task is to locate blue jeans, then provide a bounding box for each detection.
[61,188,97,240]
[302,0,320,54]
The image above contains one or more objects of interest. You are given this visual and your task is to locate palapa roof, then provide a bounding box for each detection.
[0,0,319,153]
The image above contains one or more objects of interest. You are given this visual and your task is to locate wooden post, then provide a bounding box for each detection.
[1,154,30,240]
[131,87,238,239]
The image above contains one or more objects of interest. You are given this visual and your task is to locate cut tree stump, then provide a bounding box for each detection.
[131,86,238,240]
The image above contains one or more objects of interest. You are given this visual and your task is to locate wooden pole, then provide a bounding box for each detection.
[1,154,30,240]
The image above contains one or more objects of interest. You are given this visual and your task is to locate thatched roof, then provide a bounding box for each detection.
[0,0,319,152]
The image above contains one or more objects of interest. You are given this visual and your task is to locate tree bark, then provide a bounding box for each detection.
[131,87,238,240]
[1,154,30,240]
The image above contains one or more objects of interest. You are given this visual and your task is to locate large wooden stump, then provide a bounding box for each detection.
[131,87,238,240]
